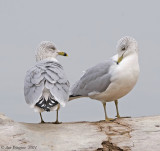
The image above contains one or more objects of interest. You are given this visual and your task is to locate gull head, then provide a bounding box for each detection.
[35,41,68,62]
[116,36,138,64]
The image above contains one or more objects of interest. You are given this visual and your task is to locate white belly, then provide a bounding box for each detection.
[90,55,140,102]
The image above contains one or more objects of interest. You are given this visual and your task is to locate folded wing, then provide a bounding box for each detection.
[71,59,115,97]
[24,60,69,107]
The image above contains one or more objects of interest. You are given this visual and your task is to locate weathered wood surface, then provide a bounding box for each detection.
[0,113,160,151]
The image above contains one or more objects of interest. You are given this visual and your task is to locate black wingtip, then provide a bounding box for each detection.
[35,97,58,112]
[69,95,81,98]
[69,95,74,97]
[45,108,50,112]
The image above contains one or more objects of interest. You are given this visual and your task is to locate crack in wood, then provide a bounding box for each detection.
[96,119,133,151]
[97,141,124,151]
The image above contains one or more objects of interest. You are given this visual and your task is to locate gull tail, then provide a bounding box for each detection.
[69,95,83,101]
[69,83,84,101]
[35,97,58,112]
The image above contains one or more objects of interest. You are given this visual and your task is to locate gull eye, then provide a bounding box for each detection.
[51,46,56,50]
[48,45,56,50]
[121,47,125,51]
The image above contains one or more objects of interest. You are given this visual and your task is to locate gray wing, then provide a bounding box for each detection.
[24,60,70,107]
[71,59,115,97]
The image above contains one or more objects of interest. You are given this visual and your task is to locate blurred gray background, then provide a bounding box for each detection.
[0,0,159,123]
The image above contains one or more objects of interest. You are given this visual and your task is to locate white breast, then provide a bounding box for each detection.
[91,54,140,102]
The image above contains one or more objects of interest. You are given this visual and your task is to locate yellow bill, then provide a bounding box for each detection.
[58,52,68,56]
[117,55,123,64]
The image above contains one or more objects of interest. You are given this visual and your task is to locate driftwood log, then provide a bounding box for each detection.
[0,113,160,151]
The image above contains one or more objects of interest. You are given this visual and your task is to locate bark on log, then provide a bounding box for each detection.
[0,113,160,151]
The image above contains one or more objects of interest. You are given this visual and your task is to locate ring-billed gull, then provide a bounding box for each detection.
[24,41,69,124]
[70,36,140,121]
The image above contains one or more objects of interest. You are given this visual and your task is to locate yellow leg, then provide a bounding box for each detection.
[39,113,45,123]
[102,102,114,121]
[53,105,62,124]
[114,100,120,118]
[114,100,131,118]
